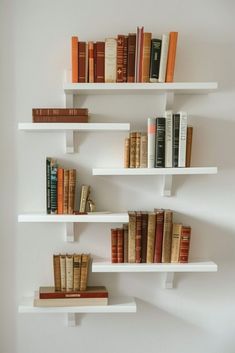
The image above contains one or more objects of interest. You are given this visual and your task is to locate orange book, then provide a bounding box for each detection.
[71,36,78,83]
[165,32,178,82]
[88,41,94,83]
[57,168,64,214]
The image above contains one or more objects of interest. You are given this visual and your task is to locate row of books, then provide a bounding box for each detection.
[71,28,178,84]
[111,210,191,264]
[33,108,89,123]
[124,111,193,168]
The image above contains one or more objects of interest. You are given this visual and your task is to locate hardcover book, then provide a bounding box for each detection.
[116,35,124,82]
[147,118,156,168]
[165,110,173,168]
[146,212,156,263]
[80,254,90,291]
[128,211,136,263]
[53,255,61,291]
[165,32,178,82]
[95,42,105,82]
[123,223,129,262]
[127,33,136,82]
[150,38,162,82]
[39,286,108,299]
[66,255,74,291]
[57,168,64,214]
[111,229,118,263]
[141,212,148,263]
[186,126,193,167]
[73,254,82,291]
[71,36,78,83]
[153,209,164,263]
[135,212,142,263]
[117,228,124,263]
[68,169,76,214]
[155,117,166,168]
[178,112,188,167]
[171,223,182,263]
[105,38,117,83]
[140,133,147,168]
[179,226,191,263]
[141,32,152,82]
[60,255,66,291]
[124,137,130,168]
[161,210,173,263]
[78,41,87,83]
[158,34,169,83]
[173,114,180,167]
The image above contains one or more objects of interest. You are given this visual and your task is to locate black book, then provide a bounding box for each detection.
[155,117,165,167]
[46,157,51,214]
[149,39,162,82]
[50,160,58,214]
[173,114,180,167]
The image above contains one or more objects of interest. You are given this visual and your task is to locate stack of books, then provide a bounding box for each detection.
[71,27,178,83]
[111,210,191,264]
[33,108,88,123]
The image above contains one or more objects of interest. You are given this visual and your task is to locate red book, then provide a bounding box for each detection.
[127,33,136,82]
[39,286,108,299]
[179,226,191,263]
[123,36,128,82]
[135,212,142,263]
[153,210,164,262]
[111,229,118,263]
[95,41,105,82]
[117,228,124,263]
[116,35,124,82]
[78,42,86,83]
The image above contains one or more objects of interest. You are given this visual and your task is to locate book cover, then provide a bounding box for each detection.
[63,170,69,214]
[179,226,191,263]
[78,41,86,83]
[141,32,152,82]
[158,34,169,83]
[165,32,178,82]
[128,211,136,263]
[39,286,108,299]
[57,168,64,215]
[127,33,136,82]
[71,36,78,83]
[116,35,124,82]
[95,42,105,82]
[146,212,156,263]
[80,254,90,291]
[111,229,118,263]
[173,114,180,167]
[165,110,173,168]
[53,255,61,291]
[105,38,117,83]
[149,38,162,82]
[141,212,148,263]
[135,212,142,263]
[117,228,124,263]
[186,126,193,167]
[178,111,188,167]
[171,223,182,263]
[153,209,164,263]
[155,117,166,168]
[147,118,156,168]
[161,210,173,263]
[140,133,148,168]
[73,254,82,291]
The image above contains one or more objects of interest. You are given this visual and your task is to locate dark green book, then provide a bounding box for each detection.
[150,39,162,82]
[155,117,165,168]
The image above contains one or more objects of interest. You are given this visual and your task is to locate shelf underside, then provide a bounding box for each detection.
[18,122,130,132]
[18,213,129,223]
[92,167,218,176]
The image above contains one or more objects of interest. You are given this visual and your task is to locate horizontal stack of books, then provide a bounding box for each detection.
[33,108,88,123]
[111,210,191,264]
[124,111,193,168]
[71,27,178,83]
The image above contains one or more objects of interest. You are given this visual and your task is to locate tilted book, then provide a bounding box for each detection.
[170,223,182,263]
[73,254,82,291]
[79,185,90,213]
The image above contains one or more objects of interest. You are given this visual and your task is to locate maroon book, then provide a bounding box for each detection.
[141,212,148,263]
[33,116,88,123]
[39,286,108,299]
[135,212,142,263]
[95,41,105,82]
[111,228,118,263]
[32,108,88,116]
[123,36,128,82]
[78,42,86,83]
[127,33,136,82]
[153,210,164,263]
[117,35,124,82]
[179,226,191,263]
[117,228,124,263]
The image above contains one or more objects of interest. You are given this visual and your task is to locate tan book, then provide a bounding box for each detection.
[141,32,152,82]
[65,255,73,291]
[165,32,178,82]
[105,38,117,82]
[170,223,182,263]
[129,132,136,168]
[73,254,82,291]
[128,211,136,263]
[161,210,173,263]
[124,137,130,168]
[79,185,90,212]
[123,223,129,263]
[146,212,156,263]
[68,169,76,214]
[60,255,66,291]
[63,170,69,214]
[34,296,108,307]
[80,254,90,291]
[53,255,61,291]
[186,126,193,167]
[140,133,147,168]
[135,132,141,168]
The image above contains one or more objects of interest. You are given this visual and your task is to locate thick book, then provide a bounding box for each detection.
[186,126,193,167]
[135,212,142,263]
[127,33,136,82]
[63,170,69,214]
[124,137,130,168]
[128,211,136,263]
[155,117,166,168]
[173,114,180,167]
[178,112,188,167]
[141,32,152,82]
[135,132,141,168]
[73,254,82,291]
[50,159,58,214]
[33,115,88,123]
[165,110,173,168]
[123,224,129,262]
[111,228,118,263]
[141,212,148,263]
[123,36,128,82]
[88,41,94,83]
[158,34,169,83]
[60,255,66,291]
[165,32,178,82]
[171,223,182,263]
[80,254,90,291]
[146,212,156,263]
[78,42,86,83]
[116,35,124,82]
[153,209,164,263]
[150,38,162,82]
[57,168,64,215]
[129,132,136,168]
[66,255,73,291]
[117,228,124,263]
[95,42,105,82]
[161,210,173,263]
[39,286,108,299]
[140,133,147,168]
[79,185,90,213]
[53,255,61,291]
[71,36,78,83]
[147,118,156,168]
[46,157,51,214]
[179,226,191,263]
[32,108,88,116]
[68,169,76,214]
[105,38,117,83]
[34,295,108,307]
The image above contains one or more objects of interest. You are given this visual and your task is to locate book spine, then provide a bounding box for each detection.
[186,126,193,167]
[63,169,69,214]
[128,212,136,263]
[46,157,51,214]
[88,41,94,83]
[123,36,128,82]
[135,132,141,168]
[117,228,124,263]
[60,255,66,291]
[95,42,105,82]
[155,117,166,168]
[57,168,64,215]
[165,32,178,82]
[161,210,173,263]
[138,27,144,82]
[53,255,61,291]
[165,110,173,167]
[80,254,90,291]
[39,289,108,299]
[178,112,188,167]
[33,115,88,123]
[79,185,90,213]
[68,169,76,214]
[158,34,169,83]
[94,43,97,82]
[129,132,136,168]
[116,35,124,82]
[33,108,88,116]
[179,226,191,263]
[149,38,162,82]
[66,255,74,291]
[50,160,58,214]
[123,224,129,262]
[147,118,156,168]
[141,212,148,263]
[146,213,156,263]
[141,32,152,82]
[153,210,164,263]
[171,223,182,263]
[124,137,130,168]
[111,229,118,263]
[135,212,142,263]
[127,33,136,82]
[105,38,117,83]
[73,254,82,291]
[135,27,140,82]
[85,43,88,82]
[71,36,78,83]
[173,114,180,167]
[140,133,148,168]
[78,42,86,83]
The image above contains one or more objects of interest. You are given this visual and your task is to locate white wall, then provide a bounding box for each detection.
[1,0,235,352]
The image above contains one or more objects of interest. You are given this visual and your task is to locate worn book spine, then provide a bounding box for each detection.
[33,108,88,116]
[127,33,136,82]
[135,132,141,168]
[111,229,118,263]
[88,41,94,83]
[141,32,152,82]
[155,117,166,168]
[73,254,82,291]
[186,126,193,167]
[153,209,164,263]
[161,210,173,263]
[95,42,105,82]
[39,286,108,299]
[80,254,90,291]
[171,223,182,263]
[135,27,140,82]
[71,36,78,83]
[46,157,51,214]
[178,112,188,167]
[128,211,136,263]
[173,114,180,167]
[179,226,191,263]
[165,110,173,168]
[124,137,130,168]
[141,212,148,263]
[158,34,169,83]
[135,212,142,263]
[66,255,74,291]
[117,228,124,263]
[147,118,156,168]
[79,185,90,213]
[50,160,58,214]
[53,255,61,291]
[140,133,147,168]
[150,38,162,82]
[60,255,66,291]
[85,43,88,82]
[105,38,117,83]
[116,35,124,82]
[57,168,64,215]
[165,32,178,82]
[138,27,144,82]
[123,36,128,82]
[63,169,69,214]
[123,223,129,262]
[146,212,156,263]
[78,42,86,83]
[129,132,136,168]
[33,115,88,123]
[68,169,76,214]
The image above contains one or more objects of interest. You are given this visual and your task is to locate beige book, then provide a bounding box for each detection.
[79,185,90,212]
[34,296,108,307]
[129,132,136,168]
[161,210,173,263]
[60,255,66,291]
[53,255,61,291]
[105,38,117,82]
[146,212,156,263]
[124,138,130,168]
[73,254,82,291]
[63,169,69,214]
[141,32,152,82]
[171,223,182,263]
[80,254,90,291]
[123,223,129,262]
[128,211,136,263]
[66,255,73,291]
[140,133,148,168]
[135,132,141,168]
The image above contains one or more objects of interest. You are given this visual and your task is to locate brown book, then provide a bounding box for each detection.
[73,254,82,291]
[136,27,144,82]
[153,209,164,263]
[124,137,130,168]
[165,32,178,82]
[33,115,88,123]
[186,126,193,167]
[141,32,152,82]
[171,223,182,263]
[117,228,124,263]
[135,212,142,263]
[141,212,148,263]
[78,42,86,83]
[140,133,147,168]
[128,211,136,263]
[88,41,94,83]
[60,255,66,291]
[135,132,141,168]
[80,254,90,291]
[95,41,105,83]
[34,296,108,307]
[111,229,118,263]
[116,35,124,82]
[79,185,90,213]
[63,170,69,214]
[179,226,191,263]
[71,36,78,83]
[123,224,129,262]
[53,255,61,291]
[161,210,173,263]
[127,33,136,82]
[146,212,156,263]
[65,255,73,291]
[68,169,76,214]
[129,132,136,168]
[32,108,88,116]
[57,168,64,215]
[123,36,128,82]
[39,286,108,299]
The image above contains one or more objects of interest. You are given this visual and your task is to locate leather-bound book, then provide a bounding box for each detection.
[68,169,76,214]
[155,117,165,168]
[128,211,136,263]
[95,41,105,82]
[33,108,88,117]
[117,228,124,263]
[140,133,147,168]
[116,35,124,82]
[135,26,144,82]
[88,41,94,83]
[60,255,66,291]
[39,286,108,299]
[153,209,164,263]
[179,226,191,263]
[66,255,74,291]
[78,42,86,83]
[71,36,78,83]
[161,210,173,263]
[141,212,148,263]
[150,38,162,82]
[123,36,128,82]
[79,185,90,213]
[46,157,51,214]
[186,126,193,167]
[135,212,142,263]
[165,32,178,82]
[80,254,90,291]
[146,212,156,263]
[73,254,82,291]
[63,169,69,214]
[141,32,152,82]
[57,168,64,214]
[123,224,129,262]
[53,255,61,291]
[33,115,88,123]
[173,114,180,167]
[129,132,136,168]
[105,38,117,82]
[50,159,58,214]
[127,33,136,82]
[124,137,130,168]
[135,132,141,168]
[111,229,118,263]
[171,223,182,263]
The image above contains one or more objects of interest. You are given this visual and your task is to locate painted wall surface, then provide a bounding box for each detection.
[0,0,235,352]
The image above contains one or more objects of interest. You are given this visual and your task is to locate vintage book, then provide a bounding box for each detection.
[153,209,164,263]
[147,118,156,168]
[53,255,61,291]
[68,169,76,214]
[117,228,124,263]
[146,212,156,263]
[141,32,152,82]
[116,35,124,82]
[123,223,129,262]
[33,108,88,116]
[129,132,136,168]
[150,38,162,82]
[141,212,148,263]
[128,211,136,263]
[105,38,117,83]
[33,115,88,123]
[60,255,66,291]
[158,34,169,83]
[165,110,173,168]
[135,212,142,263]
[179,226,191,263]
[135,26,144,82]
[111,228,118,263]
[34,294,108,307]
[88,41,94,83]
[123,36,128,82]
[165,32,178,82]
[95,41,105,82]
[161,210,173,263]
[63,169,69,214]
[66,255,73,291]
[171,223,182,263]
[140,133,147,168]
[71,36,78,83]
[78,42,86,83]
[80,254,90,291]
[93,42,97,81]
[79,185,90,213]
[178,112,188,167]
[135,132,141,168]
[73,254,82,291]
[39,286,108,299]
[186,126,193,167]
[50,159,58,214]
[173,113,180,167]
[85,43,88,82]
[46,157,51,214]
[124,137,130,168]
[57,168,64,215]
[155,117,166,168]
[127,33,136,82]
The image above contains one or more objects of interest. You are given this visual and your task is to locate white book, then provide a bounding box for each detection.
[178,111,188,167]
[105,38,117,83]
[165,110,173,167]
[158,34,169,83]
[147,118,156,168]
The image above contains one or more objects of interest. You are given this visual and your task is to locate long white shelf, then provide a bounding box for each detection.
[92,167,218,176]
[18,122,130,132]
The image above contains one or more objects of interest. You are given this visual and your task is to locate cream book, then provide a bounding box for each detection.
[105,38,117,82]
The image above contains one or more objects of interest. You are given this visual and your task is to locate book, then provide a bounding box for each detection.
[161,210,173,263]
[127,33,136,82]
[135,212,142,263]
[135,132,141,168]
[33,108,88,117]
[123,36,128,82]
[123,224,129,262]
[141,32,152,82]
[116,35,124,82]
[117,228,124,263]
[105,38,117,83]
[124,137,130,168]
[140,133,147,168]
[73,254,82,291]
[186,126,193,167]
[171,223,182,263]
[33,115,88,123]
[135,26,144,82]
[53,255,61,291]
[34,295,108,307]
[80,254,90,291]
[50,159,58,214]
[95,42,105,82]
[68,169,76,214]
[88,41,94,83]
[141,212,148,263]
[63,170,69,214]
[165,32,178,82]
[179,226,191,263]
[146,212,156,263]
[178,112,188,167]
[158,34,169,83]
[60,255,66,291]
[173,114,180,167]
[149,38,162,82]
[147,118,156,168]
[71,36,78,83]
[165,110,173,168]
[46,157,51,214]
[79,185,90,213]
[66,255,74,291]
[153,209,164,263]
[39,286,108,299]
[111,229,118,263]
[78,42,86,83]
[155,117,165,168]
[128,211,136,263]
[57,168,64,214]
[129,132,136,168]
